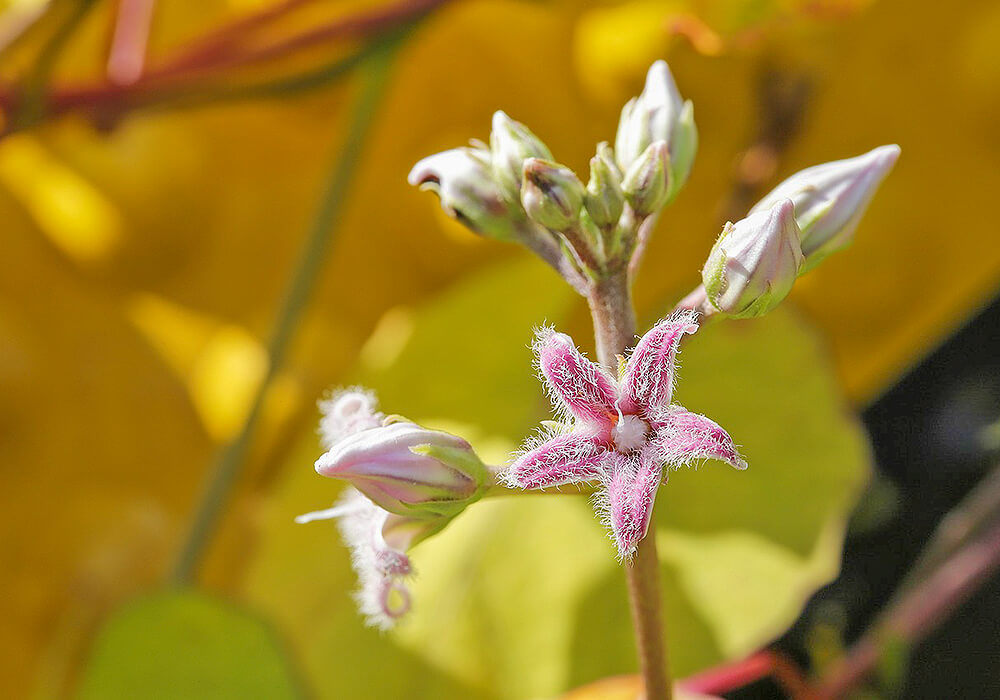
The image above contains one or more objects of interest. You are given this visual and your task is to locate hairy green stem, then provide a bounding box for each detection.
[170,41,399,584]
[588,273,672,700]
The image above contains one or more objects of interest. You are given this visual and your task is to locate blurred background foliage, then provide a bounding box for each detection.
[1,0,998,698]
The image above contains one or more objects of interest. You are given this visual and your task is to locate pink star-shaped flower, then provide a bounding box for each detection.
[504,310,747,558]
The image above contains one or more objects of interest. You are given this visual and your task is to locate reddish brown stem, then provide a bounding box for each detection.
[154,0,315,74]
[0,0,450,126]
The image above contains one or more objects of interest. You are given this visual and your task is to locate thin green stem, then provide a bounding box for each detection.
[14,0,98,129]
[170,39,400,584]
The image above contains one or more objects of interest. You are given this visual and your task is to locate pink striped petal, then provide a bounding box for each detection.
[654,407,747,470]
[535,327,618,426]
[506,432,610,489]
[620,311,699,414]
[607,452,664,558]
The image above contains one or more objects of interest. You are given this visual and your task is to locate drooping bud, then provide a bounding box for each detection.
[702,199,804,318]
[520,157,585,232]
[408,145,522,241]
[614,60,697,202]
[490,111,553,202]
[314,421,489,519]
[584,142,625,229]
[621,141,670,217]
[749,144,900,270]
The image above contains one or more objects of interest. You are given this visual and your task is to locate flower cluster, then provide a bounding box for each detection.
[304,58,900,631]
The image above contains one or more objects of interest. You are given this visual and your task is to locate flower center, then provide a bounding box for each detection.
[612,414,649,453]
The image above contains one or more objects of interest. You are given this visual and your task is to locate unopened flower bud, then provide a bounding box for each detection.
[750,144,900,270]
[520,157,585,231]
[408,145,522,241]
[702,199,804,318]
[315,421,489,519]
[584,142,625,229]
[621,141,670,217]
[615,60,697,202]
[490,111,553,202]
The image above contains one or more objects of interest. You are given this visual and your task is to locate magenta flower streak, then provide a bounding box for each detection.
[504,311,747,558]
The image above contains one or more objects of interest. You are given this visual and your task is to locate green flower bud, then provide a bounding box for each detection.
[621,141,670,217]
[490,111,553,203]
[584,142,625,229]
[520,158,585,232]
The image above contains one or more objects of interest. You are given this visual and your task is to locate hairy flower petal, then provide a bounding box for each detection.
[535,327,618,425]
[620,311,699,414]
[299,489,414,630]
[606,452,664,558]
[506,432,610,489]
[654,407,748,470]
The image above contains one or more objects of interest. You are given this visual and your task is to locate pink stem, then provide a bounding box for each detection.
[106,0,157,86]
[816,518,1000,698]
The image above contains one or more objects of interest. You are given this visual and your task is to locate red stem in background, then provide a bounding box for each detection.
[681,651,816,699]
[0,0,450,123]
[816,518,1000,699]
[153,0,315,75]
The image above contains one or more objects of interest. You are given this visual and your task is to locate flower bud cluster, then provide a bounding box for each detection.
[615,60,697,203]
[408,61,701,279]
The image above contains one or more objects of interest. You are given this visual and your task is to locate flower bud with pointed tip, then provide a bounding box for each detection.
[408,145,522,241]
[584,142,625,229]
[702,199,804,319]
[750,144,900,271]
[621,141,670,217]
[315,422,489,519]
[615,60,697,201]
[520,157,585,232]
[490,111,553,202]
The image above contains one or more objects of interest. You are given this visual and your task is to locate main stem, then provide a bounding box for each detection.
[588,272,672,700]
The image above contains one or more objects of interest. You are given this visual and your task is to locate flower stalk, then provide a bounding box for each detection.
[587,271,672,700]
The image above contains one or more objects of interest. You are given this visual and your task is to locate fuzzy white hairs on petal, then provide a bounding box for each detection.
[317,386,384,450]
[329,488,414,630]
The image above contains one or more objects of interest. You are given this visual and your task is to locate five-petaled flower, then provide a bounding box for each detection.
[503,311,747,558]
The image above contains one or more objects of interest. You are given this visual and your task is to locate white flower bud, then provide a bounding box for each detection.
[315,421,489,520]
[702,199,804,318]
[621,141,670,217]
[750,145,900,270]
[520,157,585,232]
[408,145,522,241]
[614,60,697,202]
[490,111,553,202]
